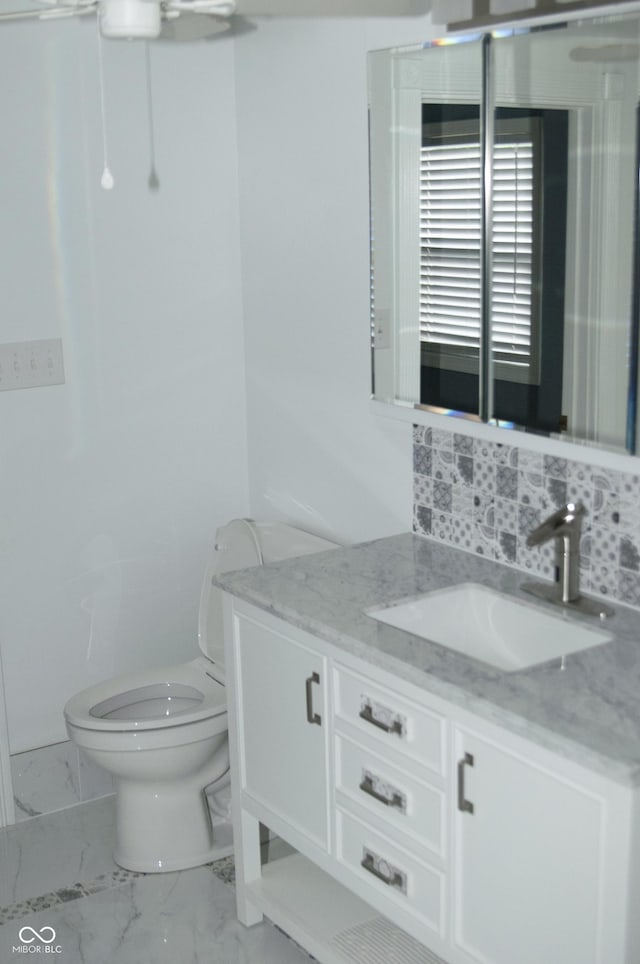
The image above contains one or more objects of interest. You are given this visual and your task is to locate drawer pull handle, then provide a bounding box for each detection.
[457,751,474,814]
[359,772,407,813]
[305,672,322,726]
[361,847,407,894]
[359,699,405,737]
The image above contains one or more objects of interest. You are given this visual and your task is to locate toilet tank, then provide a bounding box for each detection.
[197,519,339,673]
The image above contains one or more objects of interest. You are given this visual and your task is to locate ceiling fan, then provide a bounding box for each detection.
[0,0,429,40]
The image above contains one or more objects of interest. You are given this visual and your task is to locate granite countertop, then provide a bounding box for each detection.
[215,533,640,787]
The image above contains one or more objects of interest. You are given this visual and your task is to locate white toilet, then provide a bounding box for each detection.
[64,518,337,873]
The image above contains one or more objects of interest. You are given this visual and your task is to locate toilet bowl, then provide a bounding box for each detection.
[64,518,337,873]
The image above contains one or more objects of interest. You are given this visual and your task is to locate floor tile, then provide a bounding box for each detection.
[0,868,311,964]
[0,797,117,908]
[0,797,310,964]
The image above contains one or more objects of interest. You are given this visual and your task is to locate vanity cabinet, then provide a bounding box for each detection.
[224,597,639,964]
[229,606,330,854]
[451,726,628,964]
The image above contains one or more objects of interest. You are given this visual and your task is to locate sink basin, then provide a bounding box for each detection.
[368,582,612,672]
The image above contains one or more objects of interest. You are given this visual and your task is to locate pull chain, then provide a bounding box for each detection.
[97,15,114,190]
[145,42,160,191]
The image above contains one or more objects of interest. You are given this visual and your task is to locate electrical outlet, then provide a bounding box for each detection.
[0,339,65,392]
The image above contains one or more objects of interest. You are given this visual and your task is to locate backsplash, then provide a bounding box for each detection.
[412,425,640,609]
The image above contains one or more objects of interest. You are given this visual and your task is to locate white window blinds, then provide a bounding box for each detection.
[420,117,540,383]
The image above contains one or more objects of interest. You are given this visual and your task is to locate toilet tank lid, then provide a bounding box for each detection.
[197,519,264,665]
[215,518,264,573]
[254,521,339,562]
[197,519,339,665]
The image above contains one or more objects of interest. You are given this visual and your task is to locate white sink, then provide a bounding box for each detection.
[368,582,612,672]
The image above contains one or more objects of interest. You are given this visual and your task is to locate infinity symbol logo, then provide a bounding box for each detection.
[18,926,56,944]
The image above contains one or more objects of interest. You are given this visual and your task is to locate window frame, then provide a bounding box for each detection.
[420,112,543,386]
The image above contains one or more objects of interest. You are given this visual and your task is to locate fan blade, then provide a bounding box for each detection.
[234,0,429,14]
[160,11,231,39]
[0,0,96,21]
[164,0,235,12]
[160,12,256,41]
[0,6,79,20]
[40,4,96,16]
[0,9,47,19]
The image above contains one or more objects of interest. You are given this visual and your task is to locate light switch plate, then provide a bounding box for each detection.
[0,339,65,392]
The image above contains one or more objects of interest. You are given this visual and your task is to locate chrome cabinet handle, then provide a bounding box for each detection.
[359,699,405,737]
[305,672,321,726]
[361,847,407,894]
[457,751,474,814]
[359,771,407,813]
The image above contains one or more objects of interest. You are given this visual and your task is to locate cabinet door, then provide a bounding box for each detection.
[234,611,329,851]
[452,726,604,964]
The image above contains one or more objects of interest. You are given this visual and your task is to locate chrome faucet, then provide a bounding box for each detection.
[527,502,585,603]
[523,502,612,618]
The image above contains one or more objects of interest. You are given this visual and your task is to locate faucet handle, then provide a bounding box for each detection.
[526,502,586,548]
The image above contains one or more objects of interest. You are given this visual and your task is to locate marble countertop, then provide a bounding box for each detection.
[216,533,640,787]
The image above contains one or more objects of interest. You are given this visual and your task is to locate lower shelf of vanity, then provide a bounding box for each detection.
[250,852,446,964]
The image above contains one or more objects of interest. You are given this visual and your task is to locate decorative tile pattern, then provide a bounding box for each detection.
[0,795,312,964]
[0,846,233,927]
[413,445,431,476]
[413,426,640,609]
[620,537,640,572]
[618,569,640,607]
[0,861,310,964]
[433,480,452,512]
[453,432,474,456]
[414,505,432,535]
[494,498,518,533]
[432,448,455,483]
[0,869,144,925]
[496,465,518,500]
[210,854,236,886]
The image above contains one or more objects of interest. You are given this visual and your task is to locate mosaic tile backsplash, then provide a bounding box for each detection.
[412,425,640,609]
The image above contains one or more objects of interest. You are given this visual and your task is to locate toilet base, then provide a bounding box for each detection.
[113,779,233,873]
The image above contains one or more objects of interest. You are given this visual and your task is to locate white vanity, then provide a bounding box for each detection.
[219,534,640,964]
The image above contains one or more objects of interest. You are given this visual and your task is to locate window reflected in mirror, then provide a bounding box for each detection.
[420,104,568,431]
[369,15,640,454]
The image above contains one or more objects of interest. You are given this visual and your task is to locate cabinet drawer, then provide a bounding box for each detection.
[334,665,446,776]
[336,809,445,937]
[335,736,445,858]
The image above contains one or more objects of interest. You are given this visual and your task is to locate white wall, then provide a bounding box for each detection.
[234,15,435,545]
[0,5,437,766]
[0,18,249,752]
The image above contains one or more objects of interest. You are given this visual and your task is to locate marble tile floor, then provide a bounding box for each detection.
[0,795,312,964]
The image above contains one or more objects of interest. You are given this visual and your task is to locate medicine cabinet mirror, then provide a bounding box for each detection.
[369,12,640,454]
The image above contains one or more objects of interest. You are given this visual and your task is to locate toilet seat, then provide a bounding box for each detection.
[64,657,225,733]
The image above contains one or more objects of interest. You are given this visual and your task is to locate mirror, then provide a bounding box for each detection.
[369,37,484,413]
[369,12,640,454]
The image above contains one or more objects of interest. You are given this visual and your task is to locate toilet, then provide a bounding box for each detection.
[64,518,337,873]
